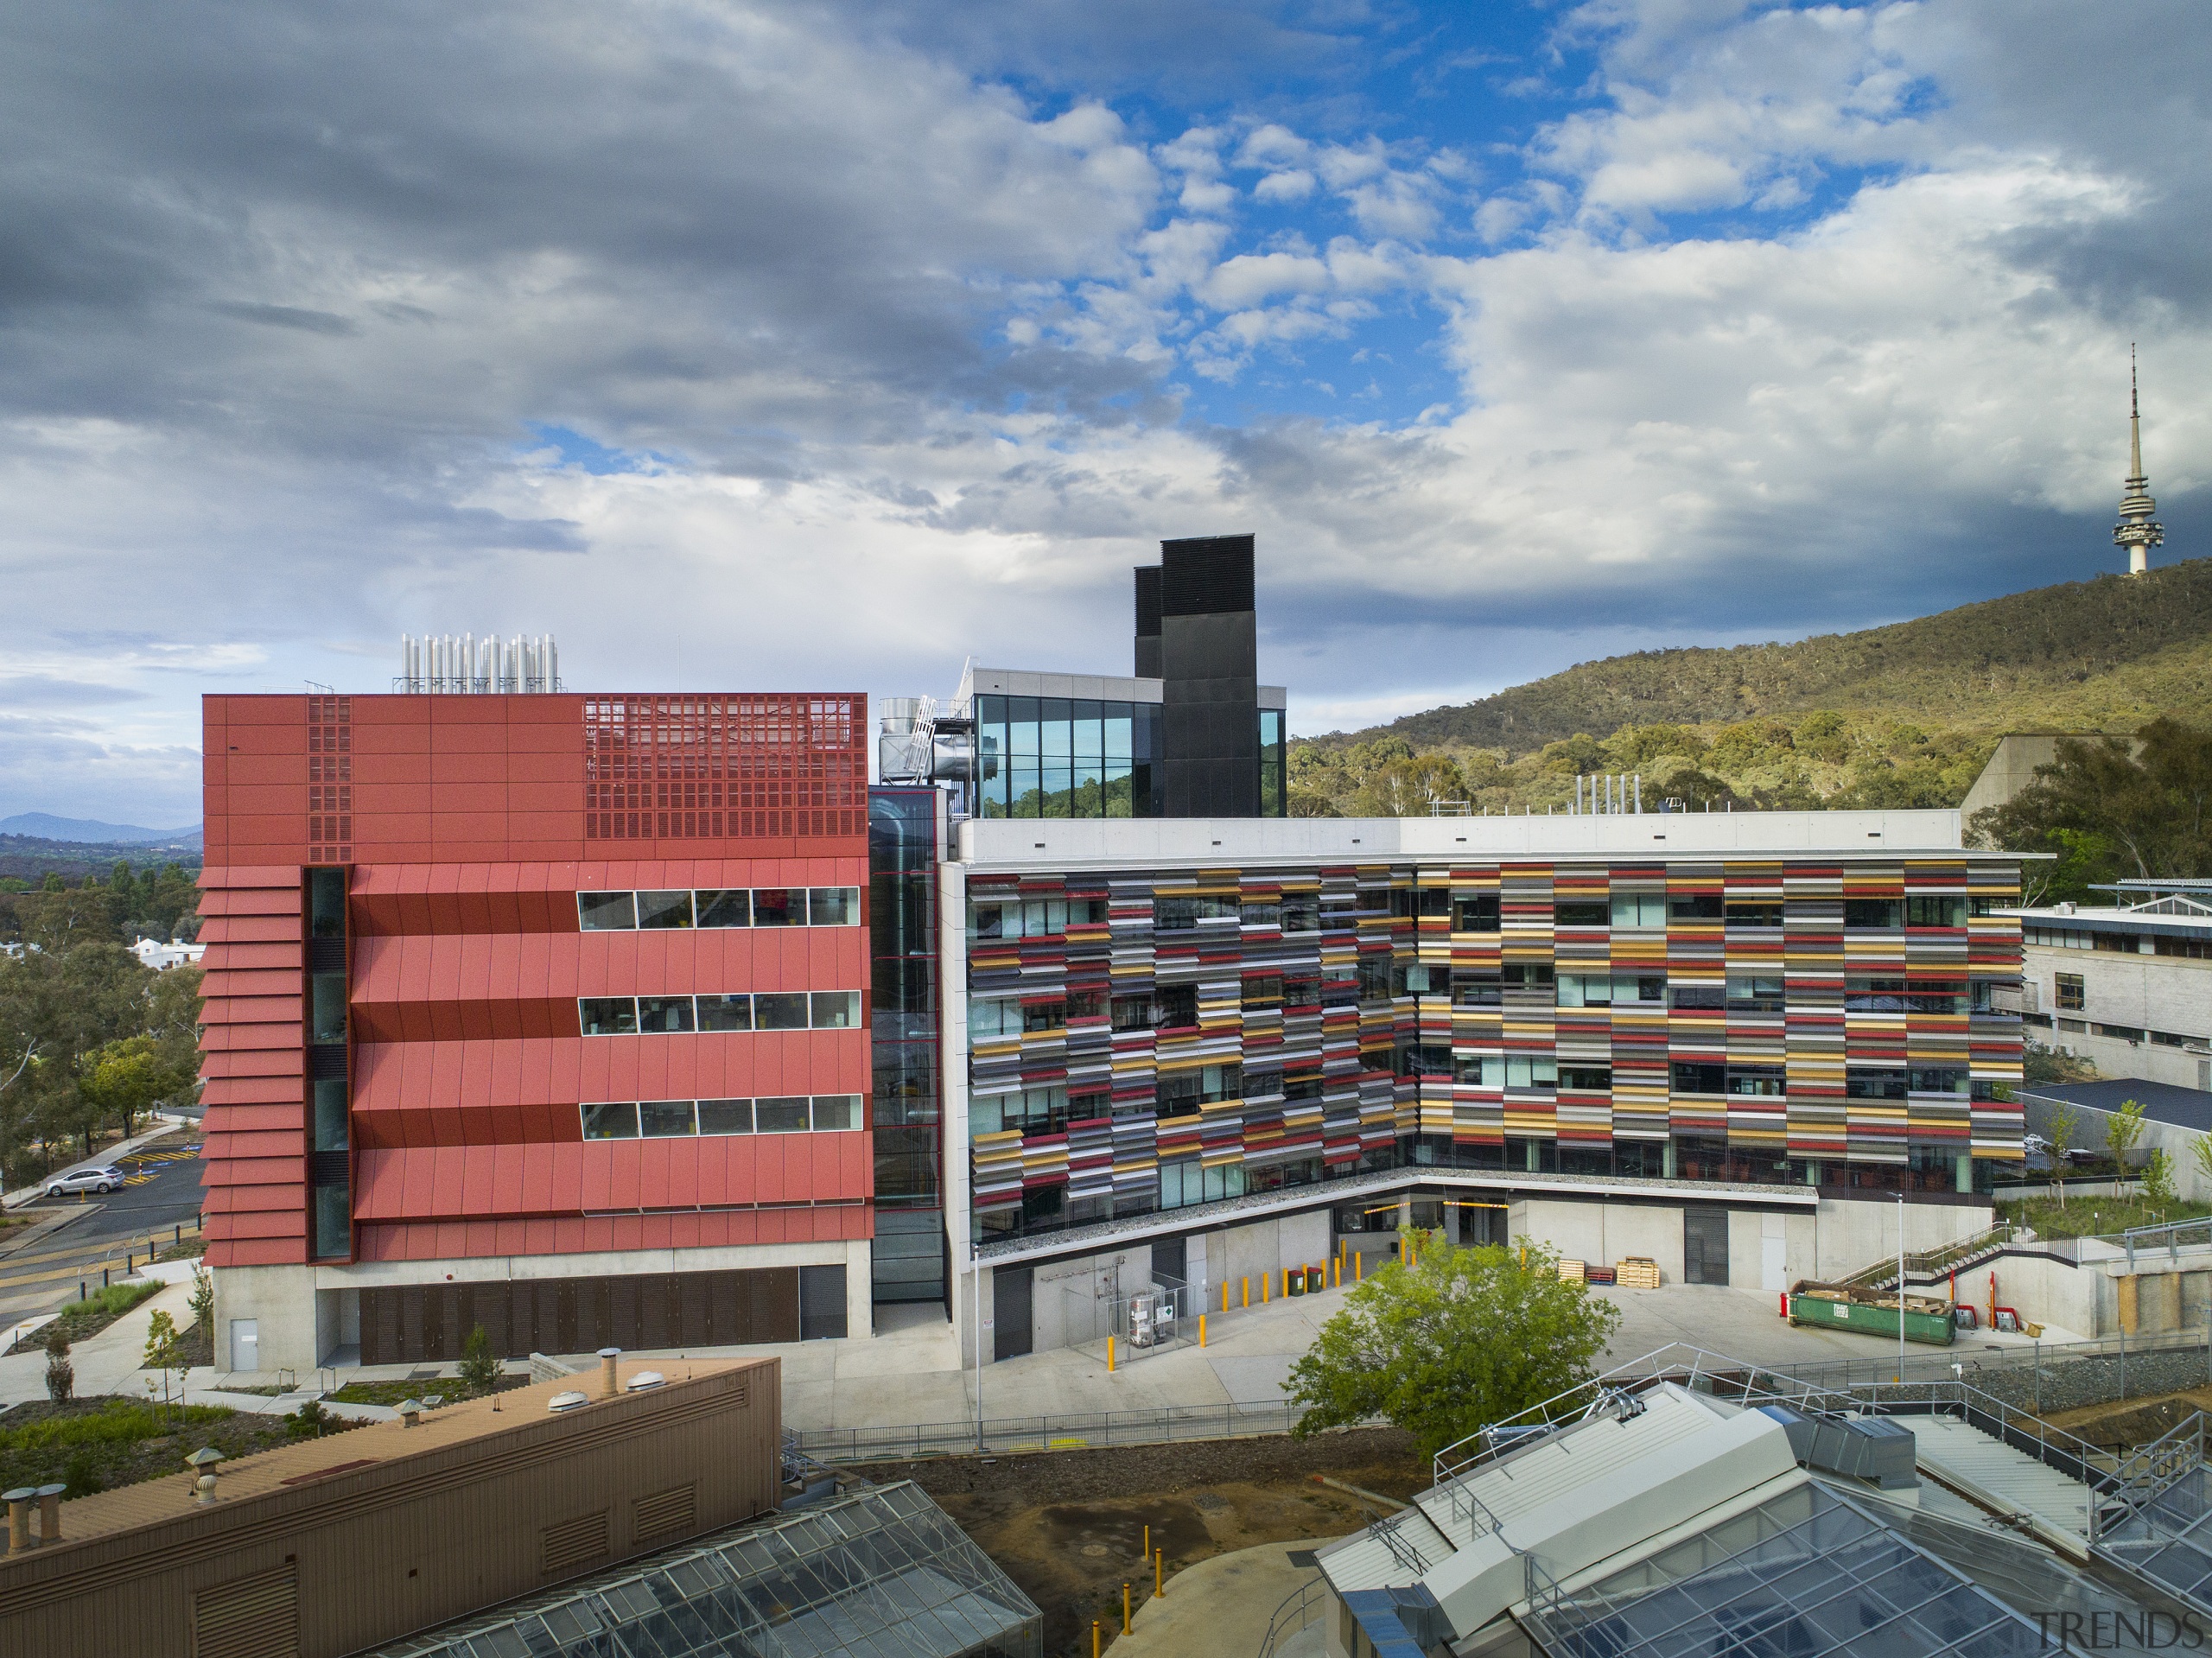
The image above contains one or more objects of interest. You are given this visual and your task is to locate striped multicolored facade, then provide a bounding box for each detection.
[963,852,2025,1238]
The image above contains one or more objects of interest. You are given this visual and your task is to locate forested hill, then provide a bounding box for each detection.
[1338,557,2212,755]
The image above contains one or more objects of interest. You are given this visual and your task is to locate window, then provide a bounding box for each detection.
[1393,962,1444,997]
[1283,975,1323,1010]
[1727,1065,1786,1096]
[1670,984,1725,1010]
[1557,973,1612,1008]
[1284,1075,1324,1102]
[696,889,750,928]
[1846,1068,1908,1100]
[1155,985,1198,1029]
[1906,895,1966,928]
[697,994,752,1032]
[1844,898,1903,930]
[308,867,346,938]
[1110,994,1155,1032]
[698,1098,752,1134]
[1155,895,1238,930]
[636,890,694,930]
[1357,957,1393,1004]
[810,992,861,1028]
[1396,1043,1452,1078]
[1158,1064,1239,1115]
[1501,963,1555,989]
[637,995,696,1033]
[1505,1056,1558,1089]
[1452,972,1503,1008]
[1560,1065,1613,1091]
[1453,893,1501,932]
[752,888,801,927]
[1066,988,1105,1022]
[754,1097,810,1133]
[1417,888,1452,917]
[2055,972,2085,1011]
[969,999,1019,1039]
[753,993,810,1030]
[1454,1055,1501,1086]
[1282,894,1321,933]
[1726,975,1786,1013]
[582,1102,639,1139]
[1020,1000,1065,1034]
[1242,901,1282,931]
[579,997,639,1036]
[1672,1061,1726,1094]
[1242,974,1284,1010]
[1159,1158,1205,1210]
[1669,893,1723,921]
[1725,901,1784,928]
[310,973,347,1045]
[810,1095,861,1130]
[1554,899,1610,926]
[639,1100,696,1136]
[578,892,637,931]
[1610,893,1667,929]
[809,886,861,925]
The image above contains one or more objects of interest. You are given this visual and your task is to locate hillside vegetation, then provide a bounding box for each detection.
[1291,558,2212,818]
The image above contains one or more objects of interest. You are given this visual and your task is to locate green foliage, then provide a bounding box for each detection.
[188,1263,215,1333]
[1969,718,2212,900]
[1284,1234,1622,1457]
[1999,1193,2212,1242]
[43,1331,73,1405]
[0,1398,232,1455]
[286,1399,334,1439]
[143,1309,183,1377]
[60,1450,99,1499]
[2107,1099,2148,1167]
[2042,1102,2080,1163]
[460,1324,502,1394]
[78,1034,194,1140]
[2144,1147,2177,1207]
[2192,1134,2212,1194]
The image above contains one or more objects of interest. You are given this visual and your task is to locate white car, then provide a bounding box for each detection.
[46,1166,126,1197]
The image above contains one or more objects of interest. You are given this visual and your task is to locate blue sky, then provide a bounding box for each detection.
[0,0,2206,822]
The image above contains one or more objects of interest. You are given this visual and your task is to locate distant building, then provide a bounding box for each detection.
[130,936,205,972]
[2005,878,2212,1092]
[2115,348,2164,576]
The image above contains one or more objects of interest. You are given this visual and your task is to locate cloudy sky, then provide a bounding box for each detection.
[3,0,2206,827]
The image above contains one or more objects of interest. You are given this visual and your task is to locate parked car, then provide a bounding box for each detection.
[45,1165,126,1197]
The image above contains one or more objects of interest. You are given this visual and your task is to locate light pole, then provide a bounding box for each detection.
[1897,1189,1906,1386]
[971,1247,984,1451]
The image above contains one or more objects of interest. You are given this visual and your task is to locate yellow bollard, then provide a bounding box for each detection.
[1093,1621,1102,1658]
[1243,1276,1249,1309]
[1108,1335,1116,1372]
[1143,1522,1150,1560]
[1356,1251,1363,1281]
[1262,1273,1270,1305]
[1122,1583,1132,1635]
[1332,1257,1341,1288]
[1155,1547,1165,1598]
[1199,1313,1207,1347]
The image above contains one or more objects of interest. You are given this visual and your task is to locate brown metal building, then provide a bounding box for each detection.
[0,1357,779,1658]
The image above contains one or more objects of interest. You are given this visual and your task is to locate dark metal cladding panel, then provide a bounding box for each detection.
[1160,535,1255,616]
[1134,564,1163,638]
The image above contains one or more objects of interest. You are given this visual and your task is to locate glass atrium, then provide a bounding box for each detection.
[367,1481,1042,1658]
[971,695,1287,818]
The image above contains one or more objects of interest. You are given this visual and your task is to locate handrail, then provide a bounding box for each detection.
[791,1398,1302,1463]
[2121,1217,2212,1270]
[1834,1222,2017,1292]
[1255,1573,1325,1658]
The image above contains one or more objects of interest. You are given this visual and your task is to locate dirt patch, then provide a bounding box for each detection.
[855,1428,1425,1656]
[2044,1385,2212,1449]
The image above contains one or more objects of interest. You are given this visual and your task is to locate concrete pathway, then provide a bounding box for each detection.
[1114,1540,1329,1658]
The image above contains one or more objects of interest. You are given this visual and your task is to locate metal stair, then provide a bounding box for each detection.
[1834,1223,2018,1294]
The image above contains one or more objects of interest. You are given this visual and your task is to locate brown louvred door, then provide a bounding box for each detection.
[194,1562,300,1658]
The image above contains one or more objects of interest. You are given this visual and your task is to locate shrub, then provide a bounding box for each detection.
[459,1324,501,1394]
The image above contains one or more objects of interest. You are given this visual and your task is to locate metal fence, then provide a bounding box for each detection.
[791,1399,1306,1464]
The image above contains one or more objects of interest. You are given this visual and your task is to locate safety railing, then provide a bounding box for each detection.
[1256,1574,1326,1658]
[2121,1217,2212,1270]
[791,1399,1302,1463]
[1834,1222,2018,1292]
[1430,1346,1861,1487]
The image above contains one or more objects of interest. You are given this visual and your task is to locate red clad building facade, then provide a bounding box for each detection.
[200,690,874,1371]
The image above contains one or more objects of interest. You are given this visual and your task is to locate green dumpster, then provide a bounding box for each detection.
[1788,1286,1955,1346]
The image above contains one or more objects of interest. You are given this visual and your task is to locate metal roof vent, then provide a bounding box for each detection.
[548,1390,589,1413]
[187,1446,226,1504]
[626,1371,666,1392]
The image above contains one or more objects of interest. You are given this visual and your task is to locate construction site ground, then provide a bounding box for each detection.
[2043,1385,2212,1450]
[855,1427,1425,1658]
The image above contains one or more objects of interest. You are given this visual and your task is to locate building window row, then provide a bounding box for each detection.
[580,1094,862,1140]
[577,991,861,1035]
[577,886,860,932]
[2027,924,2212,959]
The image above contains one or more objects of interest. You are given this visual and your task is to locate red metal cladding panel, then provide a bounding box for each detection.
[349,1202,869,1262]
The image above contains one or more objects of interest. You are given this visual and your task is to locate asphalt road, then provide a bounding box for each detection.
[0,1139,207,1325]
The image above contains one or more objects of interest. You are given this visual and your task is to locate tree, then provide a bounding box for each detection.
[188,1262,215,1335]
[2107,1099,2147,1170]
[1970,719,2212,901]
[2191,1134,2212,1199]
[1285,1233,1623,1457]
[42,1329,73,1404]
[2144,1147,2177,1208]
[460,1324,502,1394]
[143,1309,187,1413]
[79,1035,193,1140]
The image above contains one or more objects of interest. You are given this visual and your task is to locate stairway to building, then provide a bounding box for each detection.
[1910,1415,2098,1553]
[1835,1223,2019,1294]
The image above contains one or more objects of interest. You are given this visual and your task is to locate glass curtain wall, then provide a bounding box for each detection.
[868,789,947,1307]
[973,696,1288,818]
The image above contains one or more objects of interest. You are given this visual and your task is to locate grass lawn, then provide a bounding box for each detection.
[1997,1194,2212,1241]
[329,1375,527,1407]
[6,1281,163,1355]
[0,1396,342,1497]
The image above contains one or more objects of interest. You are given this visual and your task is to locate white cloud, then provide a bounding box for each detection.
[1253,168,1315,204]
